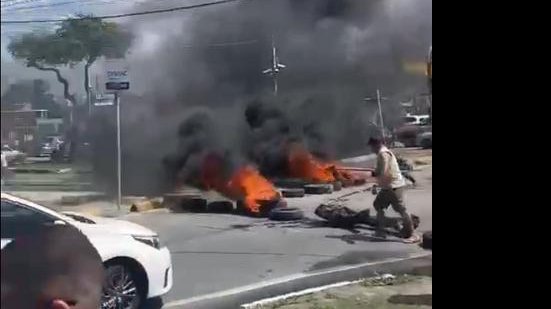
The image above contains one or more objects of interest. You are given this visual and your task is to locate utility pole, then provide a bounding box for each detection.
[86,68,92,117]
[364,88,389,142]
[262,36,286,96]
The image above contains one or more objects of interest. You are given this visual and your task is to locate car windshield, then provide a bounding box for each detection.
[1,0,432,307]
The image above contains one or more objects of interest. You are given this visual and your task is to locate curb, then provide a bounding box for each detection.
[60,193,107,205]
[162,253,432,309]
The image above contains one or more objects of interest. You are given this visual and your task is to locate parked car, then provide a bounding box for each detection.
[38,136,64,157]
[401,114,430,126]
[417,128,432,149]
[1,145,26,164]
[1,193,173,309]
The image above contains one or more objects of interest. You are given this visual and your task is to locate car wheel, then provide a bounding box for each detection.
[101,264,144,309]
[421,139,432,149]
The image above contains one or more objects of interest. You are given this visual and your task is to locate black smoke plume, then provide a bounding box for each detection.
[90,0,432,195]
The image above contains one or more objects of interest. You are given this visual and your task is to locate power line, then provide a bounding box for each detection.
[1,0,135,12]
[1,0,242,24]
[1,0,44,8]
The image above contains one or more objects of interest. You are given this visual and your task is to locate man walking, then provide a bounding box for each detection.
[368,137,419,243]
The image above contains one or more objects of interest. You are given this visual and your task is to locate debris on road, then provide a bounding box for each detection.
[315,201,420,231]
[130,198,163,212]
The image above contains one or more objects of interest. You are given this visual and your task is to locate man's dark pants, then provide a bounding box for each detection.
[374,187,414,238]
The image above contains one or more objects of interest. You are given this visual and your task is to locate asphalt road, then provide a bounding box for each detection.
[123,166,432,306]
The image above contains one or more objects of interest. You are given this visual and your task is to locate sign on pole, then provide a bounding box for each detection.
[94,94,115,106]
[104,59,130,91]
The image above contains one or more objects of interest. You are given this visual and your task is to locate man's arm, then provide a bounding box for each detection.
[372,152,389,177]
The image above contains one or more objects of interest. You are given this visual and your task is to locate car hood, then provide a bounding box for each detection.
[61,211,156,237]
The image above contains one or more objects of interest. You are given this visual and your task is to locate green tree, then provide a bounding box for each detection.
[7,15,133,105]
[8,32,79,103]
[56,15,133,103]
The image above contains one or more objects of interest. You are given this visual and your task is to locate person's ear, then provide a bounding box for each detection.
[49,299,71,309]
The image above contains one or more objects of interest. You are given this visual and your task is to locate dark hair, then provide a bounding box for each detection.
[367,136,383,146]
[1,225,105,308]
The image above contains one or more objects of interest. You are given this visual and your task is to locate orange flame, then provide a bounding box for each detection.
[227,166,280,214]
[287,143,367,186]
[201,153,279,214]
[288,144,336,183]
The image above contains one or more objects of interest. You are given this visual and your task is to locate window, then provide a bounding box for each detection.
[1,200,57,239]
[403,117,418,124]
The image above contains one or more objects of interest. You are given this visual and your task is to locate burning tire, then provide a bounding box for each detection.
[269,207,304,221]
[332,181,343,191]
[274,178,309,189]
[236,199,284,217]
[181,198,208,213]
[281,188,305,198]
[422,231,432,249]
[208,201,234,213]
[304,184,333,194]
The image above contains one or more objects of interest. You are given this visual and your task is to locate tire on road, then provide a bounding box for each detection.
[269,207,304,221]
[332,181,343,191]
[274,178,309,189]
[181,198,208,213]
[304,184,333,194]
[281,188,305,198]
[422,231,432,250]
[208,201,234,213]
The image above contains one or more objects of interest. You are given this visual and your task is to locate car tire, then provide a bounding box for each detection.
[274,178,308,189]
[102,263,146,309]
[208,201,234,213]
[421,139,432,149]
[422,231,432,250]
[304,184,333,194]
[269,207,304,221]
[281,188,305,198]
[181,198,208,213]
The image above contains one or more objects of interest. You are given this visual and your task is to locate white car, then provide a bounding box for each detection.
[1,193,173,309]
[1,145,26,163]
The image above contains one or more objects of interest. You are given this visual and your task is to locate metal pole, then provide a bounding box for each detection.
[376,88,385,142]
[273,75,278,96]
[87,88,92,117]
[115,92,122,211]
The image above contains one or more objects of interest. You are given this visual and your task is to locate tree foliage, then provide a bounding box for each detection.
[7,15,133,103]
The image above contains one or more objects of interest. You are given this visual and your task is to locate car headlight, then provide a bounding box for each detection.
[132,235,160,249]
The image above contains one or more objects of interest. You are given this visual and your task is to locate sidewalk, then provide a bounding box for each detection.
[3,191,133,218]
[243,267,432,309]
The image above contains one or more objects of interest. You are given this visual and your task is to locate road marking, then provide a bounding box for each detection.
[240,279,363,308]
[162,252,432,308]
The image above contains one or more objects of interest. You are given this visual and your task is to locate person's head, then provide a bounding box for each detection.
[1,225,105,309]
[367,136,384,153]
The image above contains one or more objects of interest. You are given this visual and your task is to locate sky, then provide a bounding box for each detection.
[0,0,195,95]
[0,0,171,60]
